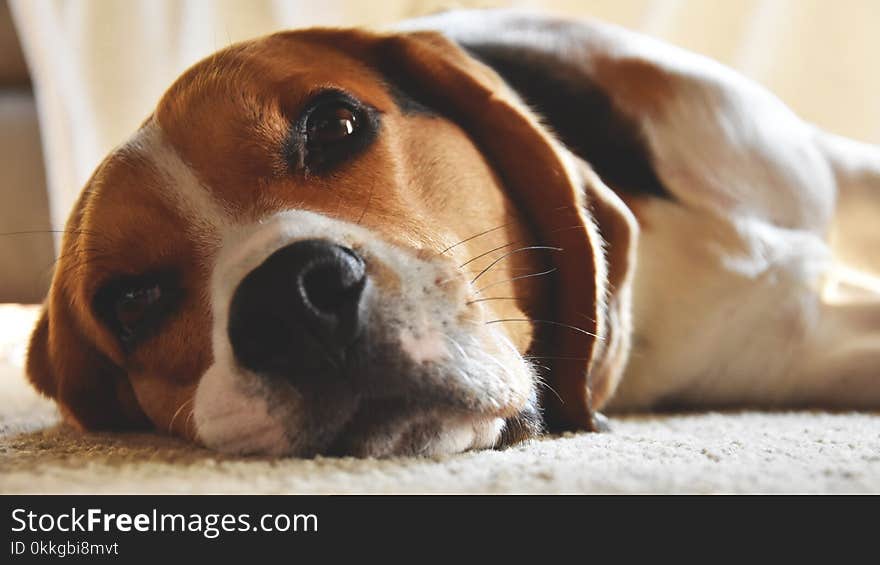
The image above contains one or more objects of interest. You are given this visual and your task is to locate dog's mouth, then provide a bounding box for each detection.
[193,352,539,458]
[193,319,540,457]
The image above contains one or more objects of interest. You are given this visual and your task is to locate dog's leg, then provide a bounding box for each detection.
[794,294,880,408]
[820,132,880,278]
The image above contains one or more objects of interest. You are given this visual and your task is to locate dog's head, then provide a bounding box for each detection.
[26,28,636,457]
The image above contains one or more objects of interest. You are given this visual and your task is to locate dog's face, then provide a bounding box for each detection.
[27,29,635,457]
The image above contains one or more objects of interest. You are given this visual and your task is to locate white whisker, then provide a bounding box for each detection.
[486,318,603,340]
[470,246,562,284]
[168,397,194,435]
[474,267,557,295]
[439,222,511,255]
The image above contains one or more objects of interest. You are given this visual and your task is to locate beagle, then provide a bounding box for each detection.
[26,9,880,457]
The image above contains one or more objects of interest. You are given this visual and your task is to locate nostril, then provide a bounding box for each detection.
[294,244,366,343]
[300,259,366,316]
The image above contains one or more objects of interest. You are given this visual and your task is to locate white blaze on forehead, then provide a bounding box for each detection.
[120,122,230,242]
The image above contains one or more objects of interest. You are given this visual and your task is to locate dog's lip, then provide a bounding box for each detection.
[321,396,519,457]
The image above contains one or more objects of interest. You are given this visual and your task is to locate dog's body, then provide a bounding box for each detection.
[26,9,880,457]
[411,10,880,412]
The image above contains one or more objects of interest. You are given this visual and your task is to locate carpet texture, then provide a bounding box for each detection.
[2,305,878,494]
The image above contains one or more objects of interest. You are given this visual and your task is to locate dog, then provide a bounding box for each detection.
[25,9,880,457]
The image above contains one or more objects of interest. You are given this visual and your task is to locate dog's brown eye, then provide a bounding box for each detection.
[288,90,379,173]
[307,106,358,144]
[116,284,161,334]
[94,273,180,348]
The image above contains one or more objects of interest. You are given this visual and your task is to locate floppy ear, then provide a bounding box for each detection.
[575,163,638,409]
[358,30,638,429]
[27,307,151,431]
[26,191,150,431]
[27,298,150,430]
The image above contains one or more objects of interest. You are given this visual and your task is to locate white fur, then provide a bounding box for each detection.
[399,327,450,364]
[121,123,230,241]
[193,363,292,456]
[577,16,880,410]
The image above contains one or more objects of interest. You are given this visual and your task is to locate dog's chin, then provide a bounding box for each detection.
[324,396,545,457]
[325,404,508,458]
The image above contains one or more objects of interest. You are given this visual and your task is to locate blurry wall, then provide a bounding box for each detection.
[4,0,880,301]
[0,0,53,302]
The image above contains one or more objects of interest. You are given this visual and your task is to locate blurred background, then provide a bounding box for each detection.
[2,0,879,303]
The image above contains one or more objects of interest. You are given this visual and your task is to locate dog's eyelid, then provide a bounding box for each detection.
[296,88,371,121]
[94,270,176,300]
[286,88,381,174]
[302,87,365,106]
[92,270,182,349]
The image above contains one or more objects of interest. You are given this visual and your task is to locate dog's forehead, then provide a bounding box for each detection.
[133,32,401,222]
[157,31,389,116]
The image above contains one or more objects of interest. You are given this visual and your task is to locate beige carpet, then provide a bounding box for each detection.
[2,304,879,494]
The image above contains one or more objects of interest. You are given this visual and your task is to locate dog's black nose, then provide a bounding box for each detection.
[228,239,367,378]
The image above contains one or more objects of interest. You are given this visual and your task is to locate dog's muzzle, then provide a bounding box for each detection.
[227,238,367,382]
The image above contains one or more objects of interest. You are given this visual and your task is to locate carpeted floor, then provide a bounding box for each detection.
[2,305,879,494]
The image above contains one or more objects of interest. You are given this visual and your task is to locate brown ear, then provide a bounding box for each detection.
[359,30,637,429]
[576,164,639,409]
[27,281,150,432]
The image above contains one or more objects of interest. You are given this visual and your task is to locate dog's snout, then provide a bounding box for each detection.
[228,239,366,378]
